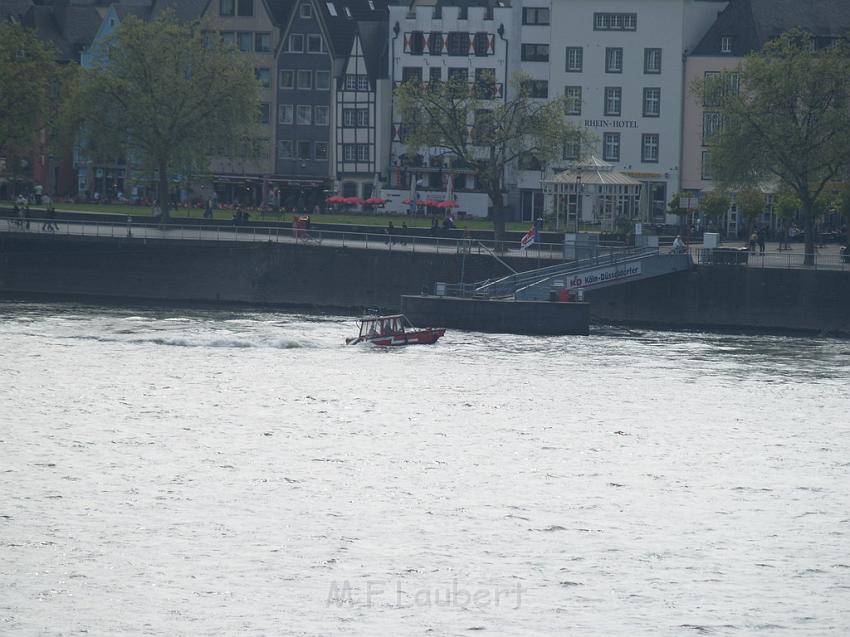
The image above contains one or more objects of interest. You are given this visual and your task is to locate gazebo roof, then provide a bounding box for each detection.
[545,156,642,187]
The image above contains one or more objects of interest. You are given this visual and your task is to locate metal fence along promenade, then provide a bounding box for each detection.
[2,217,848,271]
[1,217,568,261]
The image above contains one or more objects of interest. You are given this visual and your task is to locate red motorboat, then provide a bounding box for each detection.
[346,314,445,346]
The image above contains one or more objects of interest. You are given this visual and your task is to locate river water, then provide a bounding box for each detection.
[1,301,848,636]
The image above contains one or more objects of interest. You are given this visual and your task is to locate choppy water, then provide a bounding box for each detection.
[0,301,849,636]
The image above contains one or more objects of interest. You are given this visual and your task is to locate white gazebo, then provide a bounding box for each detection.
[543,157,643,232]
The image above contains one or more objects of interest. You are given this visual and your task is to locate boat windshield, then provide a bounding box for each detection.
[359,316,407,337]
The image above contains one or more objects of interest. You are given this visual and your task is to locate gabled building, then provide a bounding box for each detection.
[274,0,386,212]
[77,3,152,200]
[334,20,391,201]
[386,0,513,217]
[155,0,295,205]
[681,0,850,235]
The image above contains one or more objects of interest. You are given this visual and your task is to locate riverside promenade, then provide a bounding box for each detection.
[2,209,847,272]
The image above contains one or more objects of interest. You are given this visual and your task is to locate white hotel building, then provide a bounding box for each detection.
[542,0,727,223]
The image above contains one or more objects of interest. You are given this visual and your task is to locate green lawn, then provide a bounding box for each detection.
[13,201,535,232]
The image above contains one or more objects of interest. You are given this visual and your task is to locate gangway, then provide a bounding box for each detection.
[469,247,692,300]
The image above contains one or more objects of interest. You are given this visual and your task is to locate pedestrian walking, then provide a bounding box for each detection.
[757,228,766,255]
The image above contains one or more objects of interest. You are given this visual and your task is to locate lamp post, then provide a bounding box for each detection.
[575,170,583,234]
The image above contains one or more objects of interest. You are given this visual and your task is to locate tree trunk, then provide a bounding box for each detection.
[489,189,506,251]
[802,196,816,266]
[157,158,170,223]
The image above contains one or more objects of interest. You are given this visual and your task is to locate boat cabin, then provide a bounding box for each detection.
[359,315,411,338]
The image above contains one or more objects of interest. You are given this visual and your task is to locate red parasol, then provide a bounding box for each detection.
[326,195,345,203]
[436,200,459,208]
[364,197,386,205]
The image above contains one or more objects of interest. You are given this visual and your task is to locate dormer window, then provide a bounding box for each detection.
[300,3,312,18]
[326,2,337,16]
[721,35,732,53]
[344,6,352,18]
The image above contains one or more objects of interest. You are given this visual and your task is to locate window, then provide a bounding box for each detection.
[409,31,425,55]
[644,48,661,74]
[565,86,582,115]
[522,79,548,98]
[474,68,495,98]
[297,141,312,160]
[605,47,623,73]
[447,67,468,84]
[343,144,369,161]
[702,111,722,145]
[300,3,312,17]
[258,102,270,124]
[343,108,369,127]
[289,34,304,52]
[345,74,369,91]
[315,70,330,90]
[255,32,271,52]
[277,140,293,159]
[296,105,312,125]
[220,0,234,16]
[472,109,493,144]
[721,35,732,54]
[725,72,740,96]
[315,105,329,126]
[643,87,660,117]
[518,152,542,171]
[279,69,294,89]
[447,32,469,56]
[603,132,620,162]
[402,67,423,84]
[604,87,622,116]
[278,104,293,124]
[255,67,271,88]
[307,35,323,53]
[236,0,252,16]
[221,31,236,45]
[701,151,712,180]
[522,7,549,25]
[428,32,443,55]
[563,136,580,160]
[297,70,312,89]
[521,44,549,62]
[641,133,659,163]
[594,12,637,31]
[315,142,328,160]
[566,47,583,72]
[703,71,721,106]
[326,2,337,16]
[429,67,442,83]
[473,32,489,57]
[238,32,252,51]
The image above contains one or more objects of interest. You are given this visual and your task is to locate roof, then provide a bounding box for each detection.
[22,4,103,62]
[355,19,388,80]
[0,0,33,23]
[318,0,388,59]
[691,0,850,56]
[546,158,642,187]
[265,0,295,26]
[150,0,208,22]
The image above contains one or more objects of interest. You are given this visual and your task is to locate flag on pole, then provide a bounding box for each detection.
[520,225,537,250]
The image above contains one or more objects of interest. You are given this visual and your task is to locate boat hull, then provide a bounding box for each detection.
[346,328,445,346]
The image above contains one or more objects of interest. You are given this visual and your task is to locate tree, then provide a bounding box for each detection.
[694,29,850,264]
[735,187,765,237]
[699,190,731,235]
[0,23,60,196]
[71,12,260,220]
[773,190,801,249]
[395,73,589,244]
